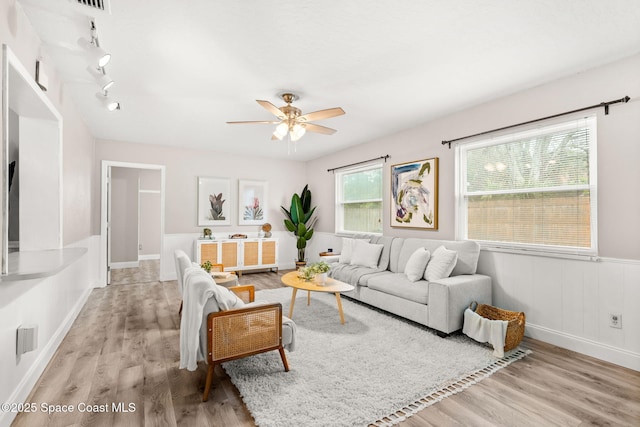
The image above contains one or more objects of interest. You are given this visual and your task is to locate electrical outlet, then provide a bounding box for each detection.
[609,313,622,329]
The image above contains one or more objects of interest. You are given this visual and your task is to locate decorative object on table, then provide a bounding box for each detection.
[203,228,213,239]
[239,179,268,225]
[281,184,317,264]
[297,266,316,282]
[197,177,231,226]
[262,222,272,238]
[229,233,247,239]
[391,157,439,230]
[201,260,213,273]
[308,260,331,284]
[224,287,530,427]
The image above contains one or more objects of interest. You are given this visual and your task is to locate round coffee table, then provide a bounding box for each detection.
[281,271,354,324]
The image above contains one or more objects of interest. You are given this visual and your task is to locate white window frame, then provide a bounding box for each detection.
[455,116,598,259]
[335,162,383,236]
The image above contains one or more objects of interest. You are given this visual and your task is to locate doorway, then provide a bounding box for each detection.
[100,161,165,286]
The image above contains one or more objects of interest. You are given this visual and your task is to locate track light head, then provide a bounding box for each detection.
[86,66,114,91]
[78,37,111,68]
[96,92,120,111]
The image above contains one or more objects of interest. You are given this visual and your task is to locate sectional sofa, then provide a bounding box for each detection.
[328,235,492,336]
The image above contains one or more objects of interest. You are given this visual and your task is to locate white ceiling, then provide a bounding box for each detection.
[17,0,640,161]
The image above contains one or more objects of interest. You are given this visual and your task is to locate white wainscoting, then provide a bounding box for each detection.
[0,236,98,427]
[478,251,640,371]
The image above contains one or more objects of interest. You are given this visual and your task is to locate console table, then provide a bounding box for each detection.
[195,238,278,276]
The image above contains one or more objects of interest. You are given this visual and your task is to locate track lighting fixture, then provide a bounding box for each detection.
[82,20,120,111]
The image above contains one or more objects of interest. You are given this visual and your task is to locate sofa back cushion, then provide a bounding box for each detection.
[390,238,481,276]
[350,234,395,271]
[350,239,384,269]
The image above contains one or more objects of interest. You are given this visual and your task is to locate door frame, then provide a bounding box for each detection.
[100,160,165,286]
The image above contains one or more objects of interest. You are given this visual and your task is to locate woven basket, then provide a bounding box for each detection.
[471,302,526,352]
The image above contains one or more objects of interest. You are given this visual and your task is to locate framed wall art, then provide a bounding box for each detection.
[197,177,231,226]
[391,157,438,230]
[238,179,268,225]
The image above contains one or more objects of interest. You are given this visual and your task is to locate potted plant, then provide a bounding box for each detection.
[309,260,331,284]
[281,185,317,267]
[201,260,213,273]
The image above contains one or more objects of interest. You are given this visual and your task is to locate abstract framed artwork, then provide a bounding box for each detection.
[238,179,268,225]
[197,177,231,226]
[391,157,438,230]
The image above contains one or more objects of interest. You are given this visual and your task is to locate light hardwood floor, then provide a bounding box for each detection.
[13,269,640,427]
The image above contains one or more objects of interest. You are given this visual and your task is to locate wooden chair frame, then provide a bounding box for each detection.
[202,285,289,402]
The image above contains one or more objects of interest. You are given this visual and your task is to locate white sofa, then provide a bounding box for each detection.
[328,236,492,336]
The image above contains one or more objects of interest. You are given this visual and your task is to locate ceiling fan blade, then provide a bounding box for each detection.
[226,120,281,124]
[304,123,337,135]
[256,100,287,120]
[298,107,345,122]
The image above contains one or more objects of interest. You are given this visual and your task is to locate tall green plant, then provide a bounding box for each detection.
[281,185,317,262]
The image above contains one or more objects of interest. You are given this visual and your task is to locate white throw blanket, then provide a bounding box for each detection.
[462,308,508,357]
[179,266,243,371]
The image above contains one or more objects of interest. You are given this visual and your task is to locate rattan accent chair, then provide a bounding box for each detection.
[202,285,290,402]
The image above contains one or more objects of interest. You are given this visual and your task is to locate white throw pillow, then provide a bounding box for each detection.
[339,238,356,263]
[338,238,370,264]
[404,247,431,282]
[424,246,458,281]
[350,239,384,269]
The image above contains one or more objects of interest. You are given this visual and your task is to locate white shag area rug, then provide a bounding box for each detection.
[223,287,529,427]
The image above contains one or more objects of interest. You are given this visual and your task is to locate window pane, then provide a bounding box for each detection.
[343,202,383,233]
[342,168,382,201]
[466,127,590,193]
[467,191,591,248]
[458,117,596,252]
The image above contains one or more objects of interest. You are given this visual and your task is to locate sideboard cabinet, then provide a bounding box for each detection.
[195,238,278,276]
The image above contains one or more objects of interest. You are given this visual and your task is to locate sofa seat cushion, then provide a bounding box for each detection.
[367,273,429,305]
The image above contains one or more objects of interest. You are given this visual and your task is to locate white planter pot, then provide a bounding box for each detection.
[315,272,328,284]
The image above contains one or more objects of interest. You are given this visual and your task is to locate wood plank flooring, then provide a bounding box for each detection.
[12,268,640,427]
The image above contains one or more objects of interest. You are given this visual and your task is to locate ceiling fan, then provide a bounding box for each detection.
[227,93,345,142]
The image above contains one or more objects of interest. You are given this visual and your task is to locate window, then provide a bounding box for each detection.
[335,163,383,235]
[456,116,597,256]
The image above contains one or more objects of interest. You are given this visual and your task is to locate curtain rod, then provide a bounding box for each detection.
[441,95,630,149]
[327,155,390,172]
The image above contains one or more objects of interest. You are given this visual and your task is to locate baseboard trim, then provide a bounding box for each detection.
[526,323,640,371]
[111,261,140,269]
[138,254,160,260]
[0,287,92,427]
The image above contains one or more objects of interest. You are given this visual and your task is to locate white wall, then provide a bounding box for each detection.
[305,54,640,370]
[0,3,97,425]
[94,139,308,278]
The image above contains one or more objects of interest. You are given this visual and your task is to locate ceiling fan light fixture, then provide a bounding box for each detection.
[290,123,306,142]
[273,122,288,140]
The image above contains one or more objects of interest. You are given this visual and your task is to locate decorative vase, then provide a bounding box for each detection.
[315,272,328,284]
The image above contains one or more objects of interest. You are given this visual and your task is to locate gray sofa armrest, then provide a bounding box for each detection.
[428,274,492,334]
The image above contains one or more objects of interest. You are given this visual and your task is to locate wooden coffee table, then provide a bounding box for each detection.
[281,271,354,324]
